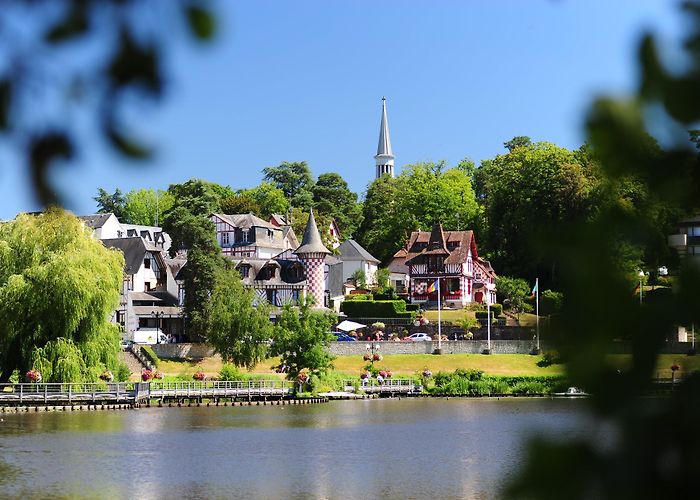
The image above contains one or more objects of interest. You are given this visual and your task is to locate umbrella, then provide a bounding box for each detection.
[336,320,366,332]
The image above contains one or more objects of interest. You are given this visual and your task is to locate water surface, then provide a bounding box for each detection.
[0,398,590,499]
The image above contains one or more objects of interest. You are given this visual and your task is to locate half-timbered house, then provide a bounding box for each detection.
[404,223,497,308]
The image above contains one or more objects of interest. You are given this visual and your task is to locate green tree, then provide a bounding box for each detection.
[122,188,174,226]
[207,264,273,370]
[221,182,290,219]
[351,269,367,289]
[0,1,216,207]
[0,209,124,382]
[507,3,700,497]
[271,298,336,381]
[479,142,600,282]
[162,179,224,341]
[503,135,532,152]
[375,268,390,292]
[94,188,126,219]
[356,161,480,263]
[312,172,362,237]
[495,276,532,319]
[263,161,315,209]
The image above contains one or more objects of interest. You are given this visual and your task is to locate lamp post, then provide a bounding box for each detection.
[638,271,645,305]
[362,343,382,386]
[151,310,163,343]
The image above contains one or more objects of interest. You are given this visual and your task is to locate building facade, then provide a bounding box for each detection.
[404,223,497,308]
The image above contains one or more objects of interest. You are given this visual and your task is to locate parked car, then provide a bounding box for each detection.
[407,332,432,341]
[332,331,357,342]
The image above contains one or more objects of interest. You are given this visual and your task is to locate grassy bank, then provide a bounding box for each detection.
[143,352,700,382]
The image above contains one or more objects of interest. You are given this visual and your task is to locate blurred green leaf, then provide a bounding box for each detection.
[107,29,162,95]
[28,132,74,207]
[0,79,10,131]
[186,5,216,40]
[45,0,89,43]
[105,123,152,159]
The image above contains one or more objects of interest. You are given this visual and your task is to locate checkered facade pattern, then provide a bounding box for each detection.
[300,253,326,308]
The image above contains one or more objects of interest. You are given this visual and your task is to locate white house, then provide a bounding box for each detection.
[337,239,380,286]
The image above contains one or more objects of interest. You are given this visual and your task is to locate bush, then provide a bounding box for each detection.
[537,350,564,367]
[219,364,244,381]
[116,362,131,382]
[344,293,373,301]
[340,299,414,318]
[454,368,484,381]
[428,369,565,396]
[490,303,503,317]
[656,276,673,287]
[405,303,420,312]
[140,345,160,368]
[540,290,563,316]
[475,311,493,321]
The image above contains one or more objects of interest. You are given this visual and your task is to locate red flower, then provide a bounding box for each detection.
[671,364,680,372]
[141,369,154,381]
[193,371,206,381]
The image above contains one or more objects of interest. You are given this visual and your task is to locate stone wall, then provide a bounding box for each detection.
[152,343,216,360]
[328,340,540,356]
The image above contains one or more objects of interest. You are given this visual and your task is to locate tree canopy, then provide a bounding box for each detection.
[312,172,363,237]
[206,264,273,370]
[0,209,125,382]
[263,161,315,209]
[270,299,336,380]
[356,161,479,263]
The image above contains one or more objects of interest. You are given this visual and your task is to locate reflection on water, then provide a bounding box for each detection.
[0,399,590,499]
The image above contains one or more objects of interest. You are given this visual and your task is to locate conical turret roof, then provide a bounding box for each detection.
[295,209,331,255]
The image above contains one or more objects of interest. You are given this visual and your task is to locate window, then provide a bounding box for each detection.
[242,229,249,243]
[222,232,230,245]
[240,265,250,278]
[117,230,123,238]
[266,289,276,304]
[144,257,151,269]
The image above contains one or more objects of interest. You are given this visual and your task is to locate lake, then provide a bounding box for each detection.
[0,398,591,499]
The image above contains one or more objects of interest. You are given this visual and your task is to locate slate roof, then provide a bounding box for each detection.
[404,223,477,265]
[227,256,306,287]
[388,248,409,275]
[337,239,380,264]
[79,213,113,229]
[214,213,277,230]
[102,237,147,274]
[295,210,330,255]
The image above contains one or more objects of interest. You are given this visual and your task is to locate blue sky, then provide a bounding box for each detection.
[0,0,685,219]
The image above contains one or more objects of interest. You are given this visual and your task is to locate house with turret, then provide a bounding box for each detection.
[403,223,497,308]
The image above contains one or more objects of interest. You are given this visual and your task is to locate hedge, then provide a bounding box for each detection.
[340,299,414,318]
[429,369,566,396]
[140,345,160,368]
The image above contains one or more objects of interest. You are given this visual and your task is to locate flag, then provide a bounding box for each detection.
[427,279,439,294]
[531,279,538,297]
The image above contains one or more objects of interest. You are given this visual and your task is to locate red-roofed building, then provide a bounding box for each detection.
[403,223,496,307]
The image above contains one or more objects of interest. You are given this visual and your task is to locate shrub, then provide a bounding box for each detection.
[340,299,414,318]
[454,368,484,381]
[140,345,160,368]
[537,350,563,367]
[540,290,563,316]
[490,303,503,317]
[405,303,420,312]
[116,363,131,382]
[475,311,493,321]
[220,364,244,381]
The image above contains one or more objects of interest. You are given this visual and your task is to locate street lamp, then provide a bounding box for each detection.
[638,271,645,305]
[151,310,164,343]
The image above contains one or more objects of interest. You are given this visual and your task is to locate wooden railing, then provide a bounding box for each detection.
[148,380,293,399]
[0,382,145,405]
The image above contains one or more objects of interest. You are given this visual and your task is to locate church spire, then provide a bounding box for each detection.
[374,97,395,179]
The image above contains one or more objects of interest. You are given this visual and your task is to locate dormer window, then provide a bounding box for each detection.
[242,229,249,243]
[239,265,250,278]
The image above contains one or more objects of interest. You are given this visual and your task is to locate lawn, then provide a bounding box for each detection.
[140,352,700,381]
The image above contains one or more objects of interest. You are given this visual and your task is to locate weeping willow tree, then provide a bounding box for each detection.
[0,209,125,382]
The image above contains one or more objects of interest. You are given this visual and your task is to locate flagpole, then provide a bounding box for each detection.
[437,278,442,351]
[536,278,540,353]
